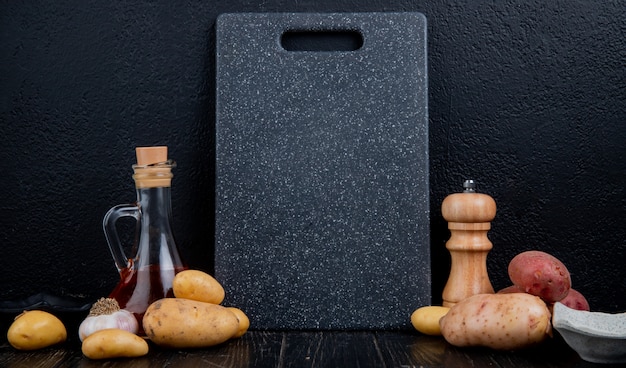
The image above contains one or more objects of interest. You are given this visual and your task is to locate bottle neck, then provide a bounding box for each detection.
[136,186,174,222]
[132,164,175,240]
[130,153,185,268]
[133,164,175,229]
[133,165,173,188]
[133,185,184,270]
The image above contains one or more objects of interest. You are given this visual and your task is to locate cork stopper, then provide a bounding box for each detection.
[136,146,168,166]
[132,146,174,188]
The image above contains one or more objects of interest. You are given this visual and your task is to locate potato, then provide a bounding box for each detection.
[496,285,524,294]
[410,306,450,336]
[440,293,552,350]
[81,328,148,359]
[508,250,571,302]
[226,307,250,338]
[7,310,67,350]
[172,269,225,304]
[143,298,239,348]
[558,288,590,311]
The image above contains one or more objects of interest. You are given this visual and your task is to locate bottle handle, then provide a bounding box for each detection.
[103,204,140,273]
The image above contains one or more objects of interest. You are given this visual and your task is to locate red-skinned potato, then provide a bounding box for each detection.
[497,285,524,294]
[558,288,590,311]
[508,250,571,303]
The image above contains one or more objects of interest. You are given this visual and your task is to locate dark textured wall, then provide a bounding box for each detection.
[1,0,624,315]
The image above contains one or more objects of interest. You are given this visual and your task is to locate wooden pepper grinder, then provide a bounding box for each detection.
[441,179,496,307]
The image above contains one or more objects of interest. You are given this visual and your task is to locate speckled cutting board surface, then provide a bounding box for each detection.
[215,12,429,329]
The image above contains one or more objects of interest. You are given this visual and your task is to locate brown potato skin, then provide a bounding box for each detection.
[440,293,552,350]
[226,307,250,338]
[143,298,239,348]
[410,306,450,336]
[7,310,67,350]
[508,250,571,302]
[172,270,225,305]
[81,329,148,359]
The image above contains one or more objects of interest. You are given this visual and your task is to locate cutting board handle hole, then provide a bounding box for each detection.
[281,30,363,52]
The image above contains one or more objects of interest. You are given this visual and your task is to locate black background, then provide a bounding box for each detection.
[1,0,624,316]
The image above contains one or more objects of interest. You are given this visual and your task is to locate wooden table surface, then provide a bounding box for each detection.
[0,329,616,368]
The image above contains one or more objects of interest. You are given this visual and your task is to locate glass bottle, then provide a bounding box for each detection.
[103,146,187,334]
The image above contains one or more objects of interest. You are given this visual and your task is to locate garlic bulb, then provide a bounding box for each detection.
[78,297,138,341]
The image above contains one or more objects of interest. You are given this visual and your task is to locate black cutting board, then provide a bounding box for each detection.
[215,12,429,329]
